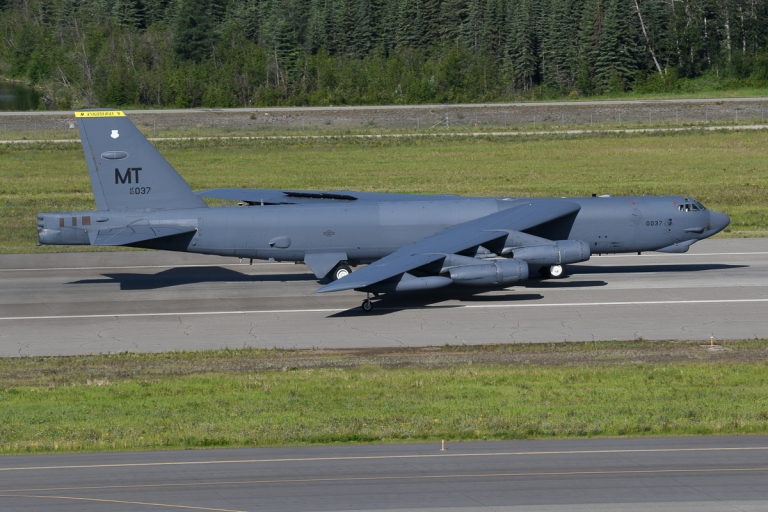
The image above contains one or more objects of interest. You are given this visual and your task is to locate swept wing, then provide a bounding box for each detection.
[315,200,581,293]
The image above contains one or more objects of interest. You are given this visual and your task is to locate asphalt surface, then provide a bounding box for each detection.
[1,96,768,115]
[1,238,766,356]
[2,436,768,511]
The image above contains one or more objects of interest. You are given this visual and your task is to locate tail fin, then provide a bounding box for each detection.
[76,110,207,211]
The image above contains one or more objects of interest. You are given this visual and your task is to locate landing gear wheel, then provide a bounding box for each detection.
[361,299,373,312]
[548,264,564,278]
[332,263,352,281]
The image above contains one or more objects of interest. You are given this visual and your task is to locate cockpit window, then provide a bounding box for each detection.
[678,200,707,212]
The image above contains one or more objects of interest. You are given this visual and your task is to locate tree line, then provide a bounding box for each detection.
[1,0,768,108]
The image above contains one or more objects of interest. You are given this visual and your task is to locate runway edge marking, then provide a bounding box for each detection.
[2,298,768,321]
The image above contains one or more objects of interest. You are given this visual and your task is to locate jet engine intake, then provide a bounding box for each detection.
[505,240,590,265]
[449,259,528,286]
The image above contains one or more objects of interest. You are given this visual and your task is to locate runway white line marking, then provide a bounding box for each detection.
[0,494,244,511]
[1,446,766,472]
[1,298,767,321]
[0,262,293,272]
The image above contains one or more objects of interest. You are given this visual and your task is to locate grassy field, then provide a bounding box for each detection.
[2,341,768,455]
[1,129,767,253]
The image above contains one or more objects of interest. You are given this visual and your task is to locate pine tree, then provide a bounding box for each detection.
[220,0,260,42]
[173,0,214,62]
[575,0,600,93]
[353,0,374,56]
[396,0,425,50]
[267,18,298,94]
[543,0,578,90]
[57,0,81,28]
[481,0,505,61]
[505,0,538,91]
[462,0,483,53]
[421,0,441,47]
[144,0,174,26]
[305,0,328,53]
[594,0,637,92]
[440,0,468,46]
[113,0,144,28]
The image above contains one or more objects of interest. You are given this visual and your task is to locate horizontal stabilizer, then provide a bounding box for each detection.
[91,225,197,246]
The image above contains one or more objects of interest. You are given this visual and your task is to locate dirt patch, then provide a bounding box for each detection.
[2,101,767,136]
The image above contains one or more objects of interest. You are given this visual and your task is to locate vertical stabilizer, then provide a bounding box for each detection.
[76,110,207,211]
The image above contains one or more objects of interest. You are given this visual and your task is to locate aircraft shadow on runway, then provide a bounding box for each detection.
[67,266,316,290]
[66,262,746,296]
[329,263,746,316]
[330,288,549,317]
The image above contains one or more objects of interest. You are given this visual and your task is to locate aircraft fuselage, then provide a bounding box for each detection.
[38,195,729,263]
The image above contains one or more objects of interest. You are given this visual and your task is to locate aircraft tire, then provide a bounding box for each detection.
[332,263,352,281]
[548,264,565,278]
[361,299,373,312]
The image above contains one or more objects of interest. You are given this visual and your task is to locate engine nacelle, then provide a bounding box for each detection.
[449,259,528,286]
[505,240,590,265]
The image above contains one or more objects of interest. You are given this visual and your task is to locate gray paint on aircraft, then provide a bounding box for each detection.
[38,111,730,310]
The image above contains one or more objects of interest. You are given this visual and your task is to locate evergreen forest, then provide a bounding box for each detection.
[2,0,768,108]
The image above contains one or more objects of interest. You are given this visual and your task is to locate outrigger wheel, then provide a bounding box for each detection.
[361,292,374,312]
[332,262,352,281]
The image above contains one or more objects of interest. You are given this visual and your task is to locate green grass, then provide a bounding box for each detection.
[1,129,767,253]
[3,341,768,454]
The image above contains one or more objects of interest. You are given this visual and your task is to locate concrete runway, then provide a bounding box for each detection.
[1,238,767,356]
[2,436,768,511]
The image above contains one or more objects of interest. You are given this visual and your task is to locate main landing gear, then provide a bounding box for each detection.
[331,262,351,281]
[548,264,564,278]
[539,264,566,279]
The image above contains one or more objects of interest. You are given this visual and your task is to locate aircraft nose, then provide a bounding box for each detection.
[709,211,730,235]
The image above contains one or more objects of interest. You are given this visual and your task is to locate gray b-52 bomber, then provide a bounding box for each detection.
[37,111,730,311]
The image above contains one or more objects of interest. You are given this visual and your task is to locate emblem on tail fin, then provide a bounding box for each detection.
[75,109,207,211]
